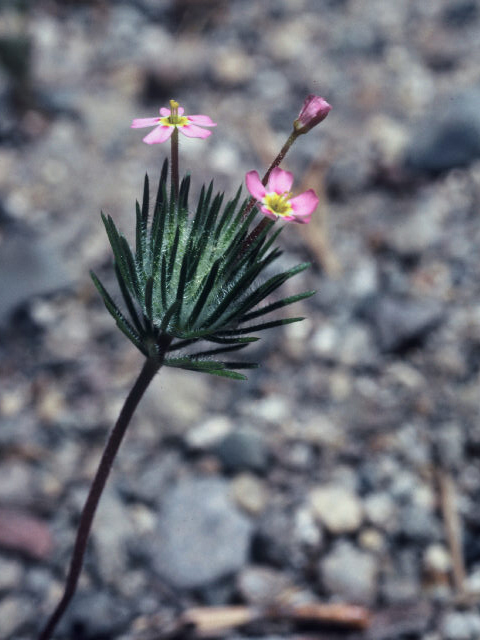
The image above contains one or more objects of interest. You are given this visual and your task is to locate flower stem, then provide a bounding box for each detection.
[263,130,299,185]
[38,356,163,640]
[171,127,179,200]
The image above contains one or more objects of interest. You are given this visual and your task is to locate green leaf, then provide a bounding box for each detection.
[90,271,147,355]
[188,258,221,327]
[240,290,315,322]
[159,299,180,333]
[166,338,199,352]
[214,187,243,239]
[206,335,259,344]
[189,343,249,359]
[206,369,247,380]
[141,173,149,224]
[222,316,305,335]
[160,255,168,310]
[119,235,141,299]
[220,361,258,370]
[179,173,190,210]
[144,275,154,320]
[102,213,133,294]
[135,200,146,277]
[114,265,145,335]
[167,226,180,282]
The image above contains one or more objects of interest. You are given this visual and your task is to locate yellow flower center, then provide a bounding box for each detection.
[160,100,189,127]
[263,191,293,217]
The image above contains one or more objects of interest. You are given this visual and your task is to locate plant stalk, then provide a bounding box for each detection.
[38,355,162,640]
[171,127,179,199]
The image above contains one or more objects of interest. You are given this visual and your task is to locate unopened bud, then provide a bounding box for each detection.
[293,94,331,134]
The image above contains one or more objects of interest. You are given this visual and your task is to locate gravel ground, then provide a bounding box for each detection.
[1,1,480,639]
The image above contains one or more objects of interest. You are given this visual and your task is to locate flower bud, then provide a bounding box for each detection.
[293,94,331,134]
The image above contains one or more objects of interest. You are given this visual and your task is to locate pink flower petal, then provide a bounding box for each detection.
[290,189,319,217]
[245,171,267,200]
[187,115,217,126]
[131,117,161,129]
[180,124,212,139]
[284,212,311,224]
[268,167,294,194]
[160,105,183,117]
[259,205,278,220]
[143,125,174,144]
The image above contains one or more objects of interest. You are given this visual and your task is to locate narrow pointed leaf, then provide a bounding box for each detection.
[90,271,147,355]
[240,291,315,322]
[159,300,180,333]
[221,316,305,335]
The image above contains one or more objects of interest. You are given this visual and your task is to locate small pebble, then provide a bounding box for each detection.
[231,473,269,515]
[309,485,363,534]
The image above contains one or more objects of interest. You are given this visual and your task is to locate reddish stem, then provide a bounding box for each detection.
[38,356,163,640]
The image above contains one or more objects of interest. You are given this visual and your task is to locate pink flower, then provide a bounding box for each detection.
[131,100,216,144]
[245,167,319,224]
[293,94,331,134]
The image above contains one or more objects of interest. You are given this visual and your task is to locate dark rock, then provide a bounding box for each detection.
[151,476,253,589]
[405,91,480,174]
[0,230,72,327]
[359,295,444,352]
[59,591,131,639]
[442,2,478,29]
[213,428,270,473]
[252,508,304,569]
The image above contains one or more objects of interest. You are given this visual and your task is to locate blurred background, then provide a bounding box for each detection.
[1,1,480,638]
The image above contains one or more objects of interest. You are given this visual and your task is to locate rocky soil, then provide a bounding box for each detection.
[1,1,480,639]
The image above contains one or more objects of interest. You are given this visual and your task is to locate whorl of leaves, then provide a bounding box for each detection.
[91,160,314,380]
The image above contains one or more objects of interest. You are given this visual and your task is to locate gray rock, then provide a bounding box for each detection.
[441,611,480,640]
[152,477,252,588]
[435,423,465,470]
[0,557,23,590]
[381,574,421,604]
[92,488,133,583]
[320,541,378,605]
[120,452,180,505]
[399,503,441,542]
[0,596,34,637]
[237,566,292,606]
[214,428,270,473]
[186,416,233,450]
[364,492,398,532]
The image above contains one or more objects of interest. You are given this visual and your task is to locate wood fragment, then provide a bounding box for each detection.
[298,153,341,276]
[436,467,467,597]
[289,602,371,629]
[181,606,257,636]
[181,600,371,637]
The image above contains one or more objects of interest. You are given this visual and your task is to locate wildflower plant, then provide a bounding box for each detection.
[38,95,331,640]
